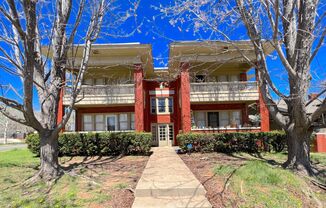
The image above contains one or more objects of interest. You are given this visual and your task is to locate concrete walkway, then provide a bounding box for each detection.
[0,144,26,152]
[132,147,211,208]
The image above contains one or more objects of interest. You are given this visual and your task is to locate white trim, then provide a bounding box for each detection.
[149,90,175,95]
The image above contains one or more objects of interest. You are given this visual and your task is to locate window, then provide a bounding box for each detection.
[130,113,135,130]
[83,78,93,85]
[83,115,93,131]
[208,112,219,128]
[231,111,241,126]
[95,78,105,85]
[106,115,116,131]
[151,97,174,114]
[168,125,174,141]
[219,111,229,127]
[157,98,166,113]
[195,75,205,82]
[195,112,206,128]
[151,98,156,114]
[168,98,173,113]
[119,114,128,130]
[229,75,239,82]
[95,115,105,131]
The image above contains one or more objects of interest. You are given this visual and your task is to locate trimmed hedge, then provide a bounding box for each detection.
[26,132,152,156]
[177,131,287,153]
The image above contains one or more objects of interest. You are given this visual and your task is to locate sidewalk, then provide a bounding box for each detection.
[0,143,27,152]
[132,147,211,208]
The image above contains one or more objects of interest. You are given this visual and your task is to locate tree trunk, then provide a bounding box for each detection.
[37,131,61,180]
[283,127,314,175]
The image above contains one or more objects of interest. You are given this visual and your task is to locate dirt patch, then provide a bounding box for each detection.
[180,153,244,208]
[60,155,149,208]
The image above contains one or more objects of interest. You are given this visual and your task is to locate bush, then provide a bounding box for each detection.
[177,131,287,153]
[26,132,152,156]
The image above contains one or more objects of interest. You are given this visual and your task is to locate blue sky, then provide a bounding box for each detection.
[0,0,325,110]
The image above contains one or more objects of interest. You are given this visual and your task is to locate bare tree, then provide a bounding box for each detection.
[0,0,107,181]
[160,0,326,175]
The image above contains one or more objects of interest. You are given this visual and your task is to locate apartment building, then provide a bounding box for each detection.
[58,41,272,146]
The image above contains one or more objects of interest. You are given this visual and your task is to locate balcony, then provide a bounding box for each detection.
[63,84,135,106]
[190,81,259,102]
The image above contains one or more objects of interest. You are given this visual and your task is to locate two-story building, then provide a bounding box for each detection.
[58,41,272,146]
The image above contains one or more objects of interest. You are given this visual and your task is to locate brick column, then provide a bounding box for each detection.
[57,74,65,131]
[134,64,144,132]
[180,62,191,132]
[255,68,270,132]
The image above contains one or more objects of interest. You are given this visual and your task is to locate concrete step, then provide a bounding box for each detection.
[132,195,212,208]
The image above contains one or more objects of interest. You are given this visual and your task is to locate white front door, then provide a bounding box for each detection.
[152,124,174,147]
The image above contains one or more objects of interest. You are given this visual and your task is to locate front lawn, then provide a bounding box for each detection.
[180,152,326,208]
[0,148,149,208]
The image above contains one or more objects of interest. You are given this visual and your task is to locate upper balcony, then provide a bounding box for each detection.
[190,81,259,103]
[63,84,135,106]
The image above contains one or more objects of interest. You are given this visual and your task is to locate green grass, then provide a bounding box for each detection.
[211,152,326,207]
[228,160,304,207]
[213,164,236,176]
[0,148,113,208]
[311,153,326,166]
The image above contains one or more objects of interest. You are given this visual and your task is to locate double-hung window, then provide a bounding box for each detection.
[83,115,93,131]
[130,113,135,130]
[157,98,166,113]
[195,112,206,128]
[168,98,173,113]
[151,98,156,114]
[95,115,105,131]
[151,97,174,114]
[119,114,128,130]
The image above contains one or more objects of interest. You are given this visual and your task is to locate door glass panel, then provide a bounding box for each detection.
[159,125,167,141]
[151,125,157,144]
[168,125,173,141]
[208,112,219,128]
[107,116,116,131]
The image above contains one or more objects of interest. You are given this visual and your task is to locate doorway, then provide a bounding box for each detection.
[151,123,174,147]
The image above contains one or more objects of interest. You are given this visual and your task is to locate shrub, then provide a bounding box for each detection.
[26,132,152,156]
[25,133,40,156]
[177,131,287,153]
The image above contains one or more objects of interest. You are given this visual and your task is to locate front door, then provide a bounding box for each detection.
[151,123,174,147]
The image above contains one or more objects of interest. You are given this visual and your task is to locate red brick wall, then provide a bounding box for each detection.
[143,79,181,145]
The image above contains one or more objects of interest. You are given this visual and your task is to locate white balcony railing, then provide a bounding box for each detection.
[63,84,135,105]
[190,81,259,102]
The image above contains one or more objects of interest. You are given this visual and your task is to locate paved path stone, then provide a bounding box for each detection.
[132,147,211,208]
